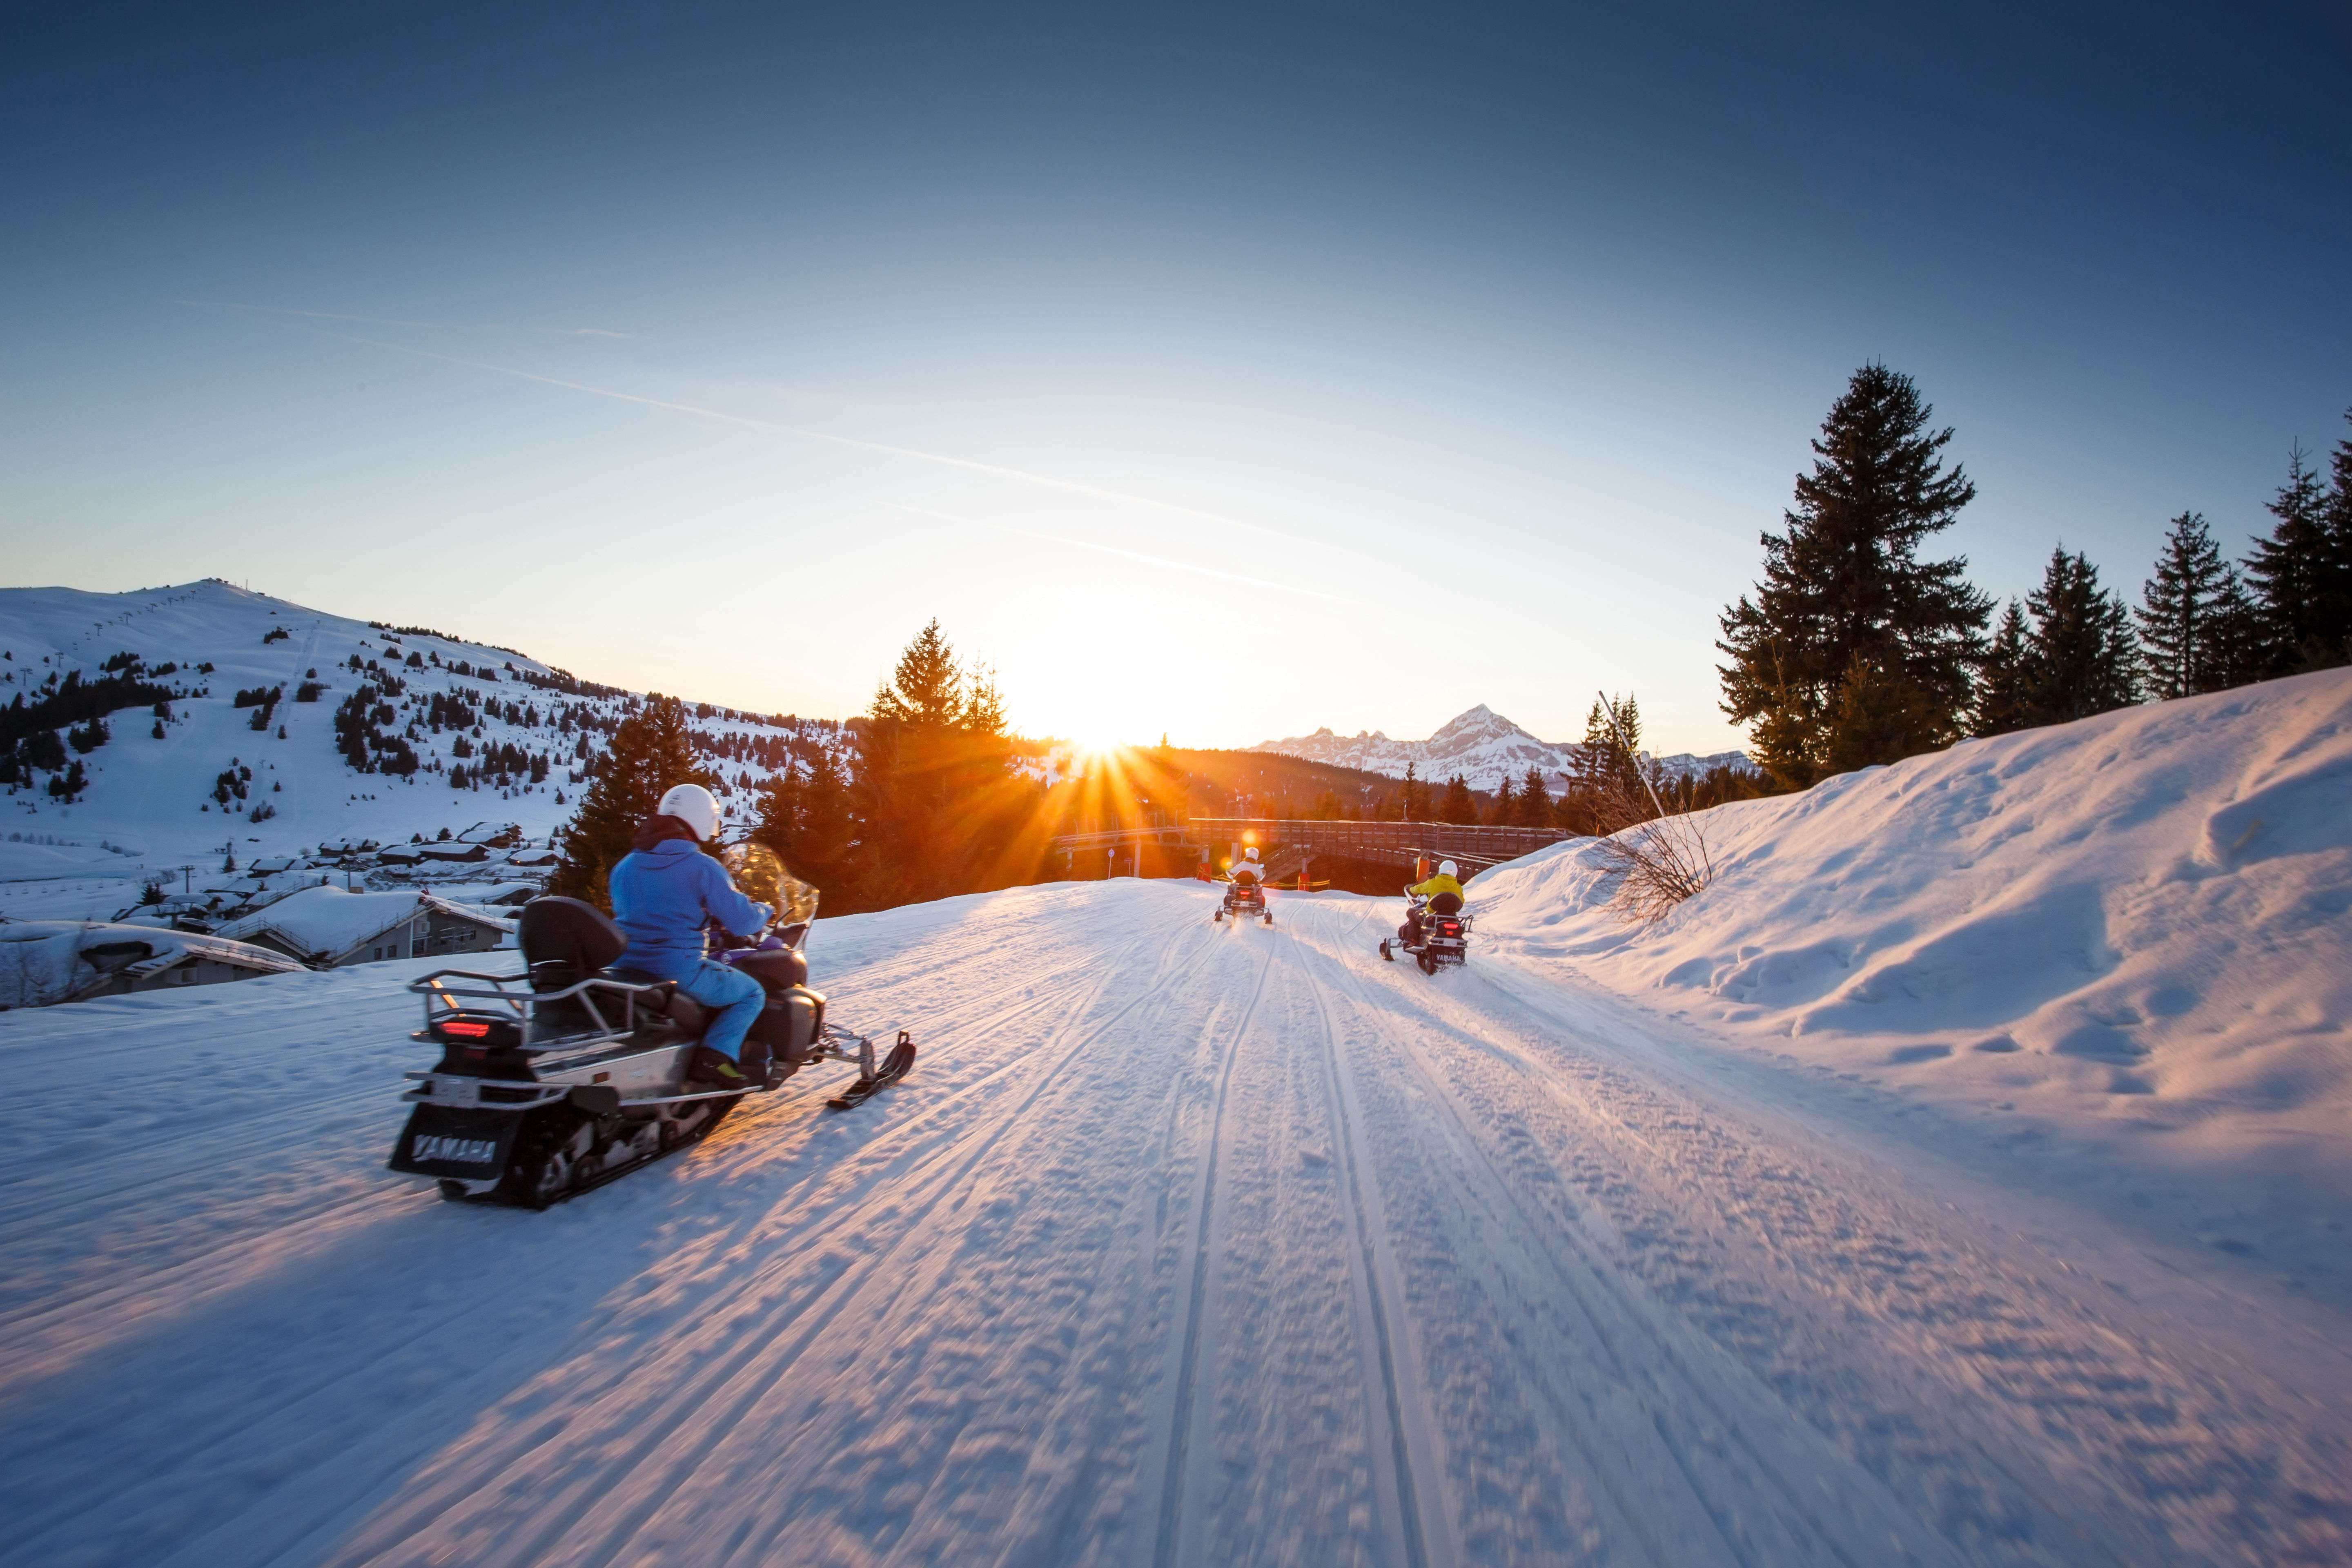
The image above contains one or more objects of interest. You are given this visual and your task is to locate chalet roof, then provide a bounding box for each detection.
[213,885,512,961]
[0,921,306,1008]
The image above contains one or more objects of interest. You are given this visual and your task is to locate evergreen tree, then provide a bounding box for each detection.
[2136,512,2227,700]
[1399,761,1428,821]
[1486,773,1517,826]
[751,747,856,893]
[852,621,1027,909]
[1973,600,2034,736]
[1513,765,1552,827]
[2020,549,2138,723]
[2245,444,2345,673]
[1437,773,1479,824]
[2320,410,2352,666]
[1566,695,1649,832]
[1718,365,1990,787]
[548,695,708,910]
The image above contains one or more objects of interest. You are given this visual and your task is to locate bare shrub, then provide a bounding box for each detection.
[1581,692,1717,927]
[1593,810,1715,926]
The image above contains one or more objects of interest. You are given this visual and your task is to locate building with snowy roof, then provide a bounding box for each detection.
[213,885,512,968]
[0,921,308,1008]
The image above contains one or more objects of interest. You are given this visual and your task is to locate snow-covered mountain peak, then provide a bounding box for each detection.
[1249,704,1748,791]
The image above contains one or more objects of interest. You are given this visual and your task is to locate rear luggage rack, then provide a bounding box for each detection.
[409,967,673,1052]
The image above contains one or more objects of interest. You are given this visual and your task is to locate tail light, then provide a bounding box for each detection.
[1439,920,1461,935]
[432,1011,522,1050]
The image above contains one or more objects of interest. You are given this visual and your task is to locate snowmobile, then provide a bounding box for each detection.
[386,847,914,1208]
[1214,871,1274,926]
[1380,889,1469,974]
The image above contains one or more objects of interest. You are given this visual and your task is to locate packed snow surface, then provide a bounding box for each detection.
[4,870,2347,1565]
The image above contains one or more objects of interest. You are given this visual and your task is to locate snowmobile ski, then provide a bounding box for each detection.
[826,1031,916,1110]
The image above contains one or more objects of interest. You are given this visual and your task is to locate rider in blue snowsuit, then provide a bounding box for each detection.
[608,784,771,1086]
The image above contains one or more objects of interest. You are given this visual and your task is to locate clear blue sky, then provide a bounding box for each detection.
[5,2,2347,752]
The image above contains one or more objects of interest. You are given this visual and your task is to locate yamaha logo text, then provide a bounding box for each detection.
[414,1134,497,1165]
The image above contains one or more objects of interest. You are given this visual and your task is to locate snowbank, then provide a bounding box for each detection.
[1473,669,2352,1138]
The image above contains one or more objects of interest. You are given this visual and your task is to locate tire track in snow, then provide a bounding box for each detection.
[18,902,1213,1568]
[332,897,1232,1568]
[1297,900,1953,1568]
[1294,900,1439,1568]
[1150,927,1281,1568]
[1415,958,2328,1566]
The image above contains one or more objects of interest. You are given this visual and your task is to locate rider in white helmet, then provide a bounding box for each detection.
[1232,845,1263,885]
[608,782,773,1088]
[1401,859,1464,946]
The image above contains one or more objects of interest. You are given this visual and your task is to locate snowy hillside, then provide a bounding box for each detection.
[0,581,851,921]
[1472,668,2352,1191]
[1252,703,1748,790]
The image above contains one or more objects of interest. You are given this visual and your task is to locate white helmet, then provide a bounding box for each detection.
[657,782,721,841]
[1438,860,1459,878]
[1244,846,1259,861]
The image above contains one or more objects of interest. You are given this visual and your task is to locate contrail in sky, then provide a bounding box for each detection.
[276,322,1333,552]
[880,502,1360,604]
[178,299,632,337]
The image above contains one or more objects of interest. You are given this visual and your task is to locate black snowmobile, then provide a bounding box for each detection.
[1214,868,1274,926]
[387,849,913,1208]
[1381,888,1469,974]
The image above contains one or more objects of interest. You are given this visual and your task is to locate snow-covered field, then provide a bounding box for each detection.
[4,872,2347,1566]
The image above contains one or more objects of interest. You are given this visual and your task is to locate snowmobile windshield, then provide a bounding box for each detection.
[721,842,821,927]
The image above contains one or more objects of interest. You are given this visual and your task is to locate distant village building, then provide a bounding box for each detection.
[416,840,491,864]
[214,886,512,968]
[0,922,307,1008]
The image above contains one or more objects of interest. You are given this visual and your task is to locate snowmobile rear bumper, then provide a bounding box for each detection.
[388,1104,523,1181]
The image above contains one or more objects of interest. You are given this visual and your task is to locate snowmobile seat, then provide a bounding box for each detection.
[1426,891,1463,916]
[600,967,709,1034]
[519,896,628,993]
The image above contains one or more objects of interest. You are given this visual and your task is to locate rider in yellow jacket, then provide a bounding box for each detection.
[1409,864,1463,904]
[1401,860,1464,946]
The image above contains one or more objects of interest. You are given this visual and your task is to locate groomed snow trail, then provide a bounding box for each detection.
[1,881,2345,1566]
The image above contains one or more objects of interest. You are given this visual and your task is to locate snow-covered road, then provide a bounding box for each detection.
[3,880,2346,1566]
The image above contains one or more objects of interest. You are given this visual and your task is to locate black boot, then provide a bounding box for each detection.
[689,1046,754,1091]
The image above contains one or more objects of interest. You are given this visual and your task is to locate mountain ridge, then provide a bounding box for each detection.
[1250,704,1749,789]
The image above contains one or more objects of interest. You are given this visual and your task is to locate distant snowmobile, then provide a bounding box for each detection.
[387,847,913,1208]
[1214,853,1274,926]
[1381,888,1470,974]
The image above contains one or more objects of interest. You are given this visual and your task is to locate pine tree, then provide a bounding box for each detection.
[2136,512,2227,700]
[852,622,1026,909]
[2320,410,2352,666]
[1973,601,2034,736]
[1400,761,1428,821]
[2020,548,2139,723]
[752,747,857,893]
[548,695,709,910]
[1437,773,1479,824]
[1486,773,1517,826]
[1513,765,1552,828]
[1718,364,1990,787]
[2245,444,2343,674]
